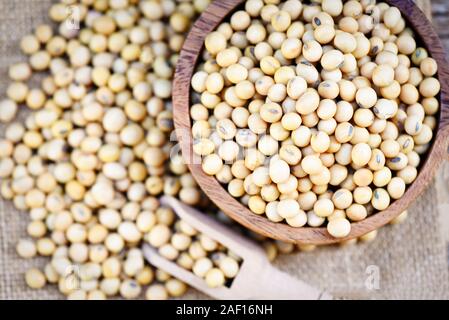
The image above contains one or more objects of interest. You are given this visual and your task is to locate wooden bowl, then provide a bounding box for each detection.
[173,0,449,244]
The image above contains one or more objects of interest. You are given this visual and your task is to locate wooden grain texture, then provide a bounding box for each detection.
[416,0,432,16]
[430,0,449,55]
[430,0,449,15]
[173,0,449,245]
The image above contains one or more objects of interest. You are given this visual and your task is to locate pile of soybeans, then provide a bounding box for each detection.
[0,0,421,300]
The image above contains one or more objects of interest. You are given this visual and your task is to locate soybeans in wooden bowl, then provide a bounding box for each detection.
[173,0,449,244]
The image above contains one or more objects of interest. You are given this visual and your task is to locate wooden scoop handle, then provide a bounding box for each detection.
[235,261,332,300]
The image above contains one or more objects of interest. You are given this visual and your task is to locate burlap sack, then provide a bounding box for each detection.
[1,0,448,300]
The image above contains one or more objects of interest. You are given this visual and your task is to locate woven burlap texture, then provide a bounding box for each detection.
[1,0,448,300]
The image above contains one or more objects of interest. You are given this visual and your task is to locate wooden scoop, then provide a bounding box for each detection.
[143,196,332,300]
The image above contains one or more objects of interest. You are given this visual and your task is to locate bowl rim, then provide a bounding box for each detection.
[172,0,449,244]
